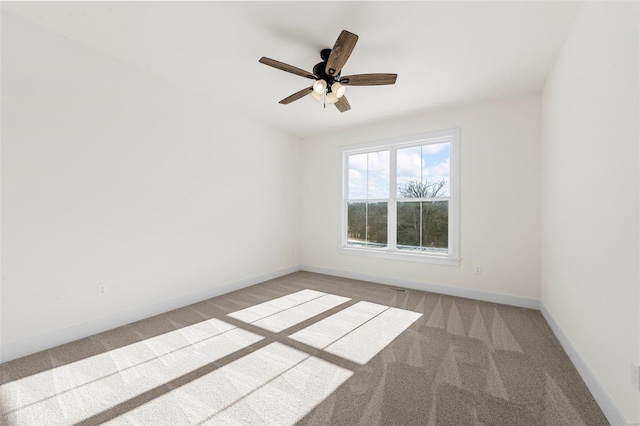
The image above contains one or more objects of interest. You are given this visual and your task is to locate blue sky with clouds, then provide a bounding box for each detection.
[348,143,450,200]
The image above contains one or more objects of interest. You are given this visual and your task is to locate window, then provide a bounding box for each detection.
[341,129,460,266]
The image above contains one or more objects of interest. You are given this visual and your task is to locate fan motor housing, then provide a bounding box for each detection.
[313,50,340,91]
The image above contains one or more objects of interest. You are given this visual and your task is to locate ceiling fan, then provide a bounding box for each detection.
[259,30,397,112]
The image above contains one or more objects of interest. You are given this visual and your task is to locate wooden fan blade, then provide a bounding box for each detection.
[326,30,358,76]
[259,57,317,80]
[335,96,351,112]
[340,73,397,86]
[279,87,313,104]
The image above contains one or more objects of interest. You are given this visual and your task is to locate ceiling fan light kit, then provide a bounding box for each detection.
[259,30,397,112]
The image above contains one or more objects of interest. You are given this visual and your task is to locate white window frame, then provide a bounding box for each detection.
[339,128,460,266]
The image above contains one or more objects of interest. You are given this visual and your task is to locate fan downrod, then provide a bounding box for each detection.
[320,48,332,61]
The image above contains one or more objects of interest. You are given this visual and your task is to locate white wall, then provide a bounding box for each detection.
[541,2,639,424]
[1,13,300,346]
[300,94,541,302]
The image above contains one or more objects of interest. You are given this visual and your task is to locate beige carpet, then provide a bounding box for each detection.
[0,271,608,425]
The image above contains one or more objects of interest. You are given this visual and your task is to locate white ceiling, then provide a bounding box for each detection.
[3,2,582,138]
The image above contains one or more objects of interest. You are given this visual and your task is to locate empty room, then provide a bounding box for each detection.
[1,1,638,425]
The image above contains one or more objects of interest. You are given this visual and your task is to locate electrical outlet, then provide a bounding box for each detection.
[631,361,640,391]
[474,266,482,275]
[97,283,108,297]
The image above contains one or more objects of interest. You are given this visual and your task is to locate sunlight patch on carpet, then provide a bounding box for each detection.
[105,342,353,426]
[227,289,326,323]
[290,301,422,365]
[2,320,261,425]
[251,294,351,333]
[289,301,388,348]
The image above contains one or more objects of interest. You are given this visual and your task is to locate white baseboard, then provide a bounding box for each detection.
[0,265,301,363]
[300,265,540,309]
[539,302,629,426]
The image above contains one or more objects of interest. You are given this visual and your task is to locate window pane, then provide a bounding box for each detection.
[367,151,389,199]
[367,202,387,247]
[347,202,388,249]
[422,201,448,254]
[397,143,450,198]
[347,202,366,247]
[396,146,422,197]
[422,142,450,197]
[396,201,421,251]
[348,154,367,200]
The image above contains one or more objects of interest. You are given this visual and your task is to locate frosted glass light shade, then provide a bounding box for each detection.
[310,91,322,102]
[313,80,327,94]
[331,82,346,98]
[326,92,339,104]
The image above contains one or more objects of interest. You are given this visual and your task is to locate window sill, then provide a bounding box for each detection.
[338,247,461,266]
